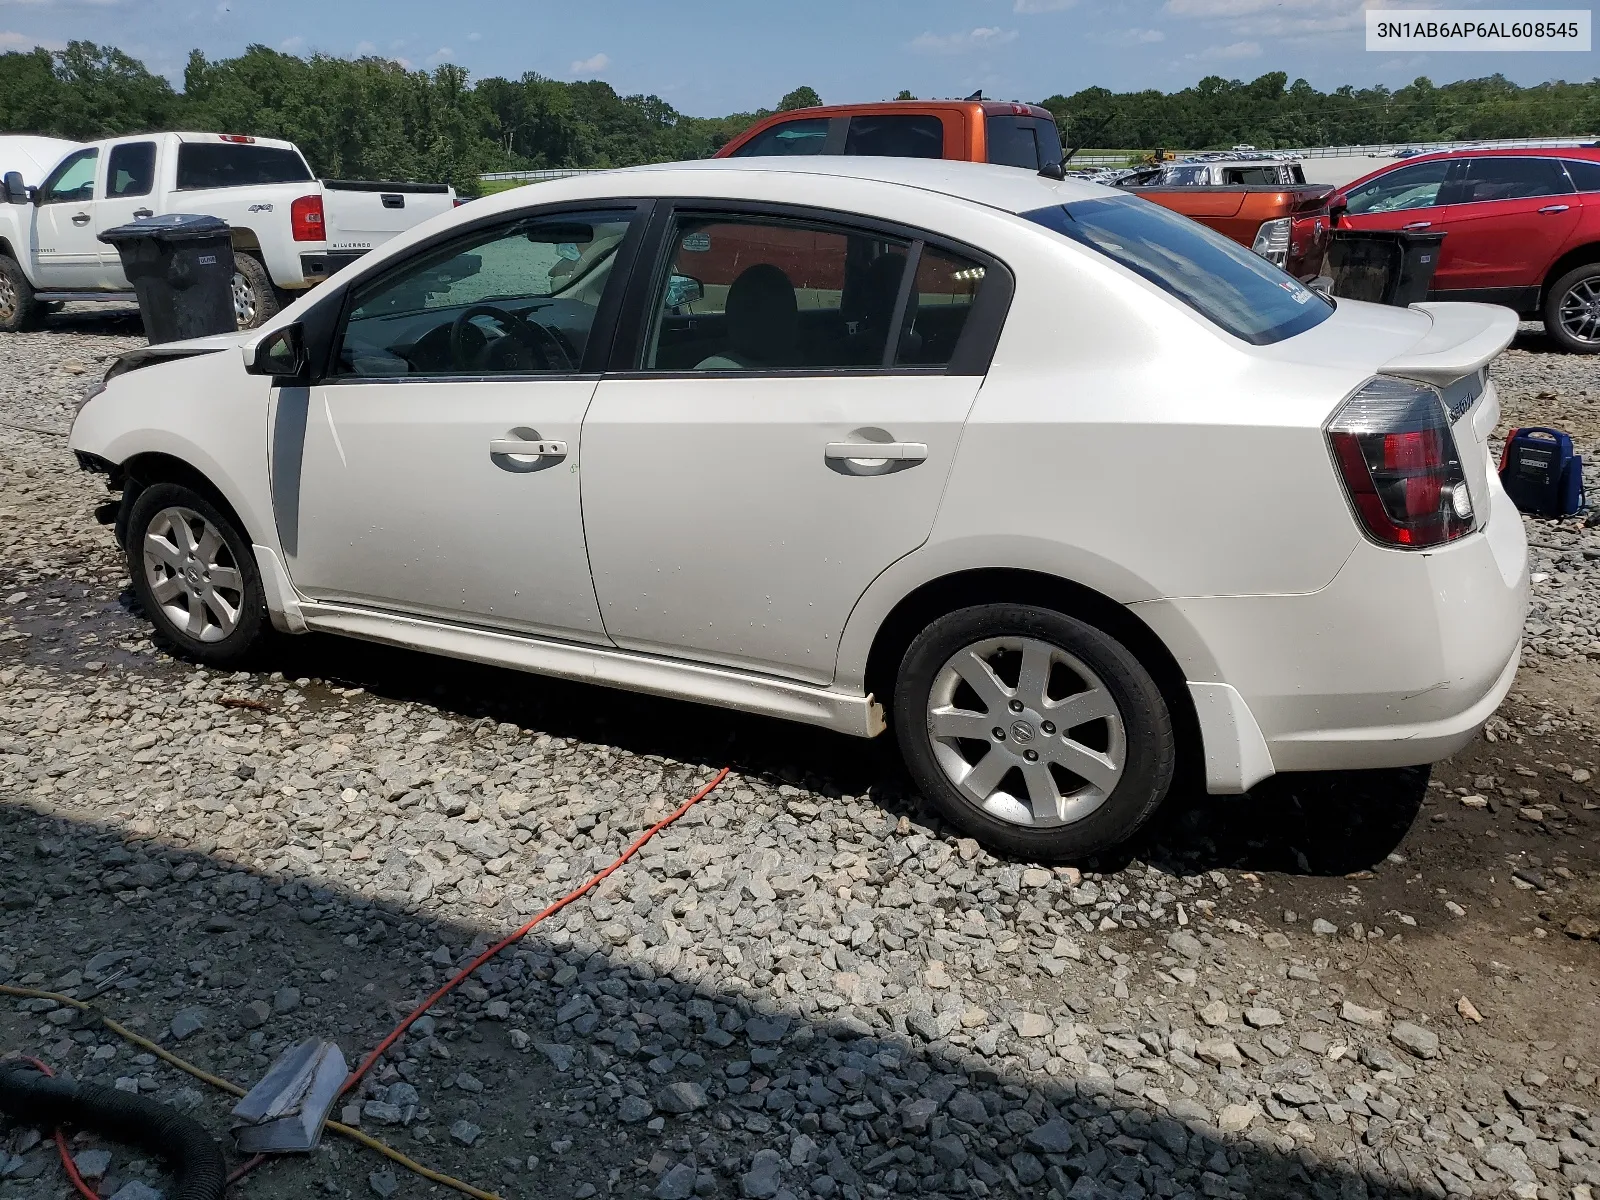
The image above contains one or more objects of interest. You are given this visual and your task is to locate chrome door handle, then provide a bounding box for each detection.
[1402,221,1431,229]
[133,208,153,219]
[490,438,566,457]
[825,441,928,462]
[71,213,91,226]
[1539,204,1570,214]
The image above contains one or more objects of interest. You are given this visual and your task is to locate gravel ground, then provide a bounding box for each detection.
[1,311,1598,1200]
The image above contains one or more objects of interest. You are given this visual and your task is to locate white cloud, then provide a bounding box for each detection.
[910,26,1019,54]
[0,28,62,48]
[1014,0,1075,11]
[467,31,481,42]
[425,46,454,65]
[570,51,609,73]
[1103,26,1166,44]
[353,40,377,55]
[279,35,304,52]
[1186,38,1263,59]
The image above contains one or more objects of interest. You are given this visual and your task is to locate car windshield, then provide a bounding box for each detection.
[1022,196,1333,345]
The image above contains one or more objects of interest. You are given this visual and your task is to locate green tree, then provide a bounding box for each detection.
[778,86,822,111]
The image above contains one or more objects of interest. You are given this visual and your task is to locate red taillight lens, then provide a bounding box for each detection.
[291,194,324,242]
[1328,376,1474,548]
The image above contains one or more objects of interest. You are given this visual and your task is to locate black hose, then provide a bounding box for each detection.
[0,1066,226,1200]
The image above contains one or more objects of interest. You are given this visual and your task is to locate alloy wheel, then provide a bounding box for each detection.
[231,271,257,328]
[0,273,15,323]
[142,506,245,643]
[925,636,1126,828]
[1559,277,1600,346]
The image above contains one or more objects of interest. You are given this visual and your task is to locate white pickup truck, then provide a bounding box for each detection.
[0,131,457,332]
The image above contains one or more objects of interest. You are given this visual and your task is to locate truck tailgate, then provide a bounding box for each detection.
[321,180,455,255]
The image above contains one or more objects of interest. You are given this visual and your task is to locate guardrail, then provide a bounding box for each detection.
[479,169,610,182]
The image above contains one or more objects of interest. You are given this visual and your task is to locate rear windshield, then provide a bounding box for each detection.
[1022,197,1333,345]
[985,116,1063,172]
[176,143,313,190]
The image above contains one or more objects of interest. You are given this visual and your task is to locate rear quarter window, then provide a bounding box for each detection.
[177,143,313,190]
[1023,196,1332,345]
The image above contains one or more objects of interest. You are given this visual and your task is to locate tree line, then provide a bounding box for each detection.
[1,42,1596,196]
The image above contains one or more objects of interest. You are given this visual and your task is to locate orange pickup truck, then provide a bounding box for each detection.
[716,101,1333,279]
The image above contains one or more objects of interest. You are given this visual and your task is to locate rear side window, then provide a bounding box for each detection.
[1458,157,1574,203]
[1565,159,1600,192]
[896,245,987,367]
[1225,166,1281,185]
[730,118,830,158]
[107,142,156,198]
[985,116,1062,172]
[177,143,313,190]
[1023,197,1332,346]
[844,115,943,159]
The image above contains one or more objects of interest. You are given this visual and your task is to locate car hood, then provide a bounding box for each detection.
[103,330,250,383]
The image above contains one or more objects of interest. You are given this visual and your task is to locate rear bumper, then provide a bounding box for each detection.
[298,250,366,285]
[1142,471,1529,787]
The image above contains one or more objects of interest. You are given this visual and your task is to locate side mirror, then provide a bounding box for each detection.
[242,323,308,381]
[2,172,28,204]
[665,273,703,309]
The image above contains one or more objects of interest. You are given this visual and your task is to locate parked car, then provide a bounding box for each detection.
[1333,147,1600,351]
[0,132,456,333]
[69,159,1528,859]
[1137,158,1307,187]
[1118,179,1334,281]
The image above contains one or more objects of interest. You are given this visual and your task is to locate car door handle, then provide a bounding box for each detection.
[1402,221,1431,229]
[71,213,91,226]
[825,441,928,462]
[1539,204,1570,214]
[133,208,153,219]
[490,438,567,457]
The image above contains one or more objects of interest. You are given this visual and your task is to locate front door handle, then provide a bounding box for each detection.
[133,208,153,219]
[490,438,566,457]
[71,212,91,226]
[825,441,928,463]
[1402,221,1431,229]
[1539,204,1570,214]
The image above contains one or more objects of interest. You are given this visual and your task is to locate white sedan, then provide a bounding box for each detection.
[68,158,1529,859]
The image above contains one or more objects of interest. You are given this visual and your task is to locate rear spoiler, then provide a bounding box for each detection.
[1383,303,1518,387]
[321,179,451,194]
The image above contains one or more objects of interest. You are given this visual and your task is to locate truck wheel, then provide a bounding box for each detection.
[893,604,1175,861]
[127,482,270,666]
[231,252,280,330]
[0,254,40,333]
[1544,263,1600,354]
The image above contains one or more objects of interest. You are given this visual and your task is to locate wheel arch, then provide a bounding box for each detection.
[229,227,263,255]
[861,566,1204,787]
[115,451,258,553]
[1541,241,1600,304]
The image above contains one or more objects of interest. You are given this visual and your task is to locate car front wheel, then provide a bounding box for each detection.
[894,604,1175,860]
[1544,263,1600,354]
[126,482,269,666]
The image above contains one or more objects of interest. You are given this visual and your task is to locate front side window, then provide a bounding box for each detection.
[1343,159,1454,215]
[1024,197,1332,345]
[176,143,313,190]
[844,115,944,159]
[729,118,830,157]
[985,116,1062,173]
[107,142,156,198]
[335,210,635,377]
[1458,157,1575,204]
[38,148,98,205]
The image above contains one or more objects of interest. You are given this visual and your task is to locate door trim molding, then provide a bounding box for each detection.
[296,600,887,737]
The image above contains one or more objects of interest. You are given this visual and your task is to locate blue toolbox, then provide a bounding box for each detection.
[1499,427,1584,517]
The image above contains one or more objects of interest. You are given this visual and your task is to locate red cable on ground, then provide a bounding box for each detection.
[340,766,730,1099]
[19,1057,99,1200]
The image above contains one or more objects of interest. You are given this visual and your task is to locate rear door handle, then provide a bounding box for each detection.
[825,441,928,462]
[1539,204,1570,214]
[71,213,91,226]
[1402,221,1431,229]
[490,438,567,457]
[133,208,153,219]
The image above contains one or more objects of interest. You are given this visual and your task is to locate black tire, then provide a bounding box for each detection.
[231,251,281,330]
[1542,262,1600,354]
[893,604,1175,861]
[125,482,270,668]
[0,254,40,333]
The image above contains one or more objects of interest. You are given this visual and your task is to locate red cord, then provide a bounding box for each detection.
[19,1057,98,1200]
[340,766,730,1098]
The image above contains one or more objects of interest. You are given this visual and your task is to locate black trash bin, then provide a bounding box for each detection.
[98,214,238,344]
[1325,229,1446,307]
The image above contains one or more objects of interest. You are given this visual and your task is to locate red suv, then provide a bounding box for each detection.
[1334,146,1600,352]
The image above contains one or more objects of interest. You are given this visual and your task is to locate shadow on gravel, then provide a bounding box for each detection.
[0,800,1435,1200]
[34,306,145,337]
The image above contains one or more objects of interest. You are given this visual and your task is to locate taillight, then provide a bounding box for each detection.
[1251,217,1291,266]
[291,194,324,242]
[1327,376,1474,549]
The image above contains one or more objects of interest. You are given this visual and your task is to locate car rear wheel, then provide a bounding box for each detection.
[893,604,1175,860]
[126,482,269,667]
[232,251,281,330]
[1544,263,1600,354]
[0,254,40,333]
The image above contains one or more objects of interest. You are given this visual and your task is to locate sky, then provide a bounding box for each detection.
[0,0,1596,116]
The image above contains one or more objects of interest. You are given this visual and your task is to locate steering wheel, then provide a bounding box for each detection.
[448,305,575,373]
